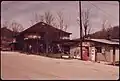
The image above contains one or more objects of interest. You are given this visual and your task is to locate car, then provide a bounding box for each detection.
[1,47,11,51]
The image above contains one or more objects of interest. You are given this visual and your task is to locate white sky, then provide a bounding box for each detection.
[1,1,119,39]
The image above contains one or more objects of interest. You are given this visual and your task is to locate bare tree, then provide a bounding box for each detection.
[30,11,69,30]
[57,11,69,31]
[52,22,58,28]
[87,25,92,35]
[64,24,68,32]
[2,21,9,28]
[30,11,55,26]
[77,8,91,38]
[44,11,55,25]
[30,13,42,26]
[40,15,44,22]
[106,23,113,39]
[100,19,112,39]
[102,19,107,32]
[34,13,45,23]
[106,24,112,33]
[57,11,64,30]
[82,8,90,37]
[35,13,40,23]
[102,19,112,32]
[10,21,24,36]
[30,20,34,26]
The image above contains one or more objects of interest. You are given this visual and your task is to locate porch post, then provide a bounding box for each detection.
[113,46,115,66]
[37,38,38,54]
[95,47,97,62]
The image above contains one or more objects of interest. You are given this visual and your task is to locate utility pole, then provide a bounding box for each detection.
[79,1,83,60]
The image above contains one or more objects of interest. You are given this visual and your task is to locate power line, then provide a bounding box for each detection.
[88,1,118,21]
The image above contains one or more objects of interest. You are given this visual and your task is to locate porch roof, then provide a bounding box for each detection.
[87,39,119,45]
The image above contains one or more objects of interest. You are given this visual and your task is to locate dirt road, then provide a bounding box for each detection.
[1,51,119,80]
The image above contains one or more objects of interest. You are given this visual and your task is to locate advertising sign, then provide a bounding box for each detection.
[91,47,95,61]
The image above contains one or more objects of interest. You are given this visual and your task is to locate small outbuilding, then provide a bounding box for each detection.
[70,38,119,65]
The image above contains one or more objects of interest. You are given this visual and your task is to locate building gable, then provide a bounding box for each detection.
[17,22,71,37]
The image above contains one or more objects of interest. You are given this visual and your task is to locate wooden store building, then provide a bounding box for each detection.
[11,22,72,54]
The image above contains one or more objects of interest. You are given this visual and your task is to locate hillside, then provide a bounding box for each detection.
[1,27,13,40]
[90,26,119,39]
[1,27,14,50]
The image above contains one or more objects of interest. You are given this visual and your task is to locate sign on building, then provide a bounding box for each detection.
[91,47,95,61]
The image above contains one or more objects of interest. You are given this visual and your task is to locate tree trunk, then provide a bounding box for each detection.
[85,26,87,38]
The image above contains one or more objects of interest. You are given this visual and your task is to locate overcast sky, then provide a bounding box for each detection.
[1,1,119,39]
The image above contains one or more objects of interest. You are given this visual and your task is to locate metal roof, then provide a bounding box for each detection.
[110,39,119,42]
[17,22,72,37]
[89,39,119,45]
